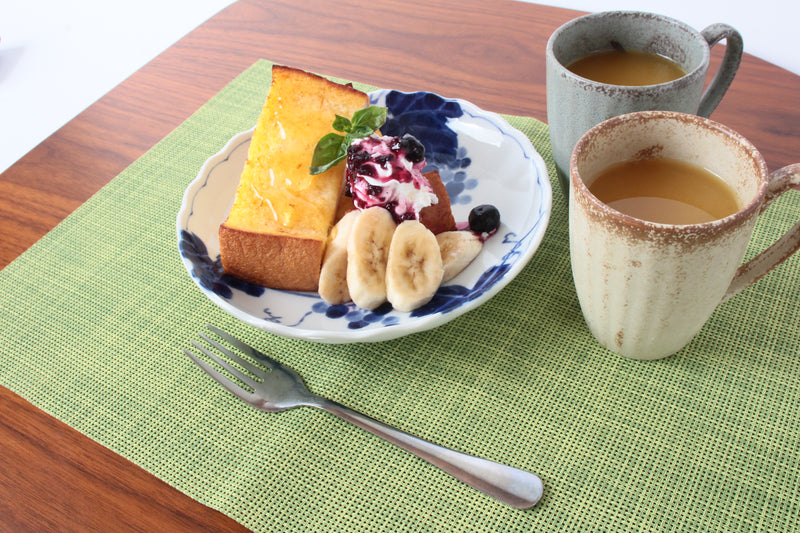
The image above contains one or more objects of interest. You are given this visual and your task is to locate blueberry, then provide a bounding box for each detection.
[357,164,376,177]
[375,154,394,166]
[468,204,500,233]
[347,147,369,164]
[398,134,425,163]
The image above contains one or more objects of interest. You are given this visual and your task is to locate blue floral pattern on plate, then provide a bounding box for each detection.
[375,91,476,205]
[177,89,551,343]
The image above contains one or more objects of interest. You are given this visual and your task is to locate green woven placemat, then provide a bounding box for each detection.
[1,59,799,532]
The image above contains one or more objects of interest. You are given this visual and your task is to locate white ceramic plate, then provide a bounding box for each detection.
[177,89,551,343]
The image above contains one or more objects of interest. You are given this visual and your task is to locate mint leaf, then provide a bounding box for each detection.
[332,115,352,133]
[351,106,387,131]
[309,106,387,175]
[349,124,379,139]
[310,133,347,174]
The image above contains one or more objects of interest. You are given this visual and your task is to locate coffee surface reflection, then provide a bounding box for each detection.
[567,49,687,86]
[588,158,741,224]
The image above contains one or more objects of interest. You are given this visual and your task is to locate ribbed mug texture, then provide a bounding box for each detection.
[569,111,766,360]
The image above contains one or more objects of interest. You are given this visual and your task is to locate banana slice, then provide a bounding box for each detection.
[319,210,360,304]
[386,220,443,312]
[347,207,396,310]
[436,231,483,283]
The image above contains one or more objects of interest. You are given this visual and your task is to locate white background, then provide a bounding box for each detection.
[0,0,795,175]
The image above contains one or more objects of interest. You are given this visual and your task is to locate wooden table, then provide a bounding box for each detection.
[1,0,798,530]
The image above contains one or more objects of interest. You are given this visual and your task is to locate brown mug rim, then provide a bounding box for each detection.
[569,110,769,232]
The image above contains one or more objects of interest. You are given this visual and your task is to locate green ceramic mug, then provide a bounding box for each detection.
[546,11,743,198]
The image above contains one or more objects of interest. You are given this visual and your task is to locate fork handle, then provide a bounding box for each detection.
[314,398,543,509]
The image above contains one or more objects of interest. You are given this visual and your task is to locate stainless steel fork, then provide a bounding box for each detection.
[185,324,543,509]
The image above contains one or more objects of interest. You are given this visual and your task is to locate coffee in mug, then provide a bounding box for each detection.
[587,158,741,224]
[569,111,800,360]
[567,48,687,86]
[546,11,743,198]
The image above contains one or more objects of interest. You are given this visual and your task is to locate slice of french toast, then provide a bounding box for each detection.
[219,65,368,291]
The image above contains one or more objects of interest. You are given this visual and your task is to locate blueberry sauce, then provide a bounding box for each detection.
[345,134,438,223]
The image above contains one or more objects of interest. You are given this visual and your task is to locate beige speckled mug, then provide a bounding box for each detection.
[569,111,800,360]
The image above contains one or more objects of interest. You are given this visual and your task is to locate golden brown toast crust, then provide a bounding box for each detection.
[418,170,457,234]
[219,225,323,292]
[219,65,368,291]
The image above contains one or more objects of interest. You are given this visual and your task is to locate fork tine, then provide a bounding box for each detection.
[184,347,259,404]
[197,333,267,379]
[189,338,260,390]
[206,324,276,369]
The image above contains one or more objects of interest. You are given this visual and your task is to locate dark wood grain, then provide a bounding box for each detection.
[1,0,798,530]
[0,388,250,532]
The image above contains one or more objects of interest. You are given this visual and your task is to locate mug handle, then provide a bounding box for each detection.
[697,24,744,117]
[723,163,800,302]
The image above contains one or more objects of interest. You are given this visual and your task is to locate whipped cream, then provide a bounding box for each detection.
[345,134,438,223]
